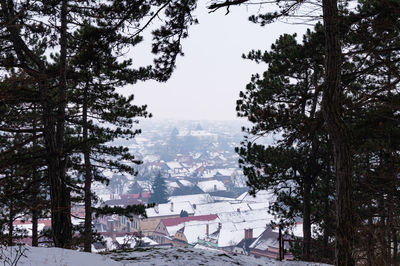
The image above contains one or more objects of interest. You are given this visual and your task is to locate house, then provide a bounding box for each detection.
[152,214,219,244]
[193,202,235,216]
[197,180,227,193]
[236,190,275,203]
[166,162,187,175]
[131,201,194,236]
[168,193,214,205]
[249,226,299,260]
[196,209,276,251]
[101,198,144,232]
[95,232,158,252]
[199,224,266,251]
[217,208,274,224]
[232,237,256,255]
[171,221,220,247]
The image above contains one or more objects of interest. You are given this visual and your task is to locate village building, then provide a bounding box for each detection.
[131,201,195,236]
[152,214,219,244]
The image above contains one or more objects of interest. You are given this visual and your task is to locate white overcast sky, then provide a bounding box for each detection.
[122,2,309,121]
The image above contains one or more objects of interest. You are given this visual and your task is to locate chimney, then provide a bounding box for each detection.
[206,224,209,236]
[193,204,196,209]
[170,202,174,212]
[154,205,159,213]
[214,184,217,191]
[244,228,253,239]
[218,223,222,230]
[237,208,240,212]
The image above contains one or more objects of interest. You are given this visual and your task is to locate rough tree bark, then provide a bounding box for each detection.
[83,85,93,252]
[45,0,72,248]
[31,107,39,247]
[322,0,355,265]
[303,176,311,260]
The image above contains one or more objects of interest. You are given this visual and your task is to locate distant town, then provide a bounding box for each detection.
[14,120,299,260]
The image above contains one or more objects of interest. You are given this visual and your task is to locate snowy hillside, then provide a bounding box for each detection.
[2,246,331,266]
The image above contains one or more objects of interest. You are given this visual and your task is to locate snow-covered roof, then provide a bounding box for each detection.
[271,222,305,238]
[162,214,219,228]
[230,203,251,212]
[237,190,275,203]
[197,180,227,192]
[211,196,236,202]
[216,168,236,176]
[165,217,220,239]
[166,162,183,169]
[169,193,214,205]
[217,209,274,224]
[178,179,195,187]
[216,227,266,248]
[146,201,194,218]
[205,220,268,248]
[182,222,220,244]
[167,181,180,189]
[194,202,234,215]
[249,229,280,251]
[248,202,268,210]
[201,170,217,178]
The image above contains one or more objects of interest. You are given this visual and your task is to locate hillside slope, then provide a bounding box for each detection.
[2,246,330,266]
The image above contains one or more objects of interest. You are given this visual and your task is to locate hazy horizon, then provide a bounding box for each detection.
[121,3,309,121]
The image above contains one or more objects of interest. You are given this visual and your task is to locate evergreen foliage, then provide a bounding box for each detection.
[149,173,169,204]
[0,0,197,249]
[236,24,335,260]
[234,0,400,263]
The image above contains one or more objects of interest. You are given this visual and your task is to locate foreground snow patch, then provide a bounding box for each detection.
[2,246,330,266]
[2,246,119,266]
[105,247,329,266]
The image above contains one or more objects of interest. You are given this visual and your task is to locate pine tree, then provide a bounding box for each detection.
[0,0,197,248]
[149,173,168,204]
[236,24,336,260]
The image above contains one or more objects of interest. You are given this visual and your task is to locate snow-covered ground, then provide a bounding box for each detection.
[1,246,331,266]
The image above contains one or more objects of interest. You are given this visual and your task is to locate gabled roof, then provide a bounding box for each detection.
[237,190,275,203]
[146,201,194,218]
[197,180,227,192]
[235,237,256,253]
[217,209,273,223]
[249,227,279,251]
[169,193,214,205]
[180,222,221,244]
[166,162,183,169]
[161,214,218,227]
[194,202,235,215]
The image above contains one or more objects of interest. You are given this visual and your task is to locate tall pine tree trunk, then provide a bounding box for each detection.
[323,154,332,259]
[83,85,93,252]
[32,207,38,246]
[31,107,39,247]
[303,177,311,260]
[322,0,354,264]
[393,228,398,266]
[43,0,72,248]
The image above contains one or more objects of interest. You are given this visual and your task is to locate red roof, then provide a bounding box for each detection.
[121,194,140,199]
[161,214,218,227]
[141,192,150,198]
